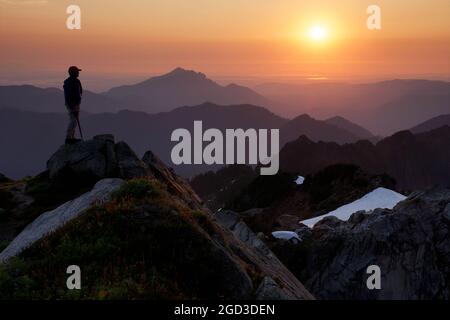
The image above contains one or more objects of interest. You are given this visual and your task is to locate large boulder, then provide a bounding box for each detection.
[0,178,125,263]
[47,135,149,183]
[273,187,450,299]
[115,141,149,179]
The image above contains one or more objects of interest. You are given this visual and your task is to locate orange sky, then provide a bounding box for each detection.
[1,0,449,90]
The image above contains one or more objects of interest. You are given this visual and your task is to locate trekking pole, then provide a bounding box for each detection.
[75,114,84,140]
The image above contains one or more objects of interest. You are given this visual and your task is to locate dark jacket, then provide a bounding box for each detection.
[63,76,83,108]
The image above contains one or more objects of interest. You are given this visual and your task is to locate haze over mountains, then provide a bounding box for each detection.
[104,68,269,112]
[1,67,449,188]
[0,68,268,114]
[280,114,367,145]
[0,68,448,135]
[324,116,375,140]
[0,104,372,179]
[409,114,450,134]
[255,79,450,135]
[0,85,121,114]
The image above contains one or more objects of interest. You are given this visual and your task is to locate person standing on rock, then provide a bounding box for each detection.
[63,66,83,144]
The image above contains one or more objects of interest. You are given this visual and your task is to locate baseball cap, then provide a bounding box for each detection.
[68,66,82,73]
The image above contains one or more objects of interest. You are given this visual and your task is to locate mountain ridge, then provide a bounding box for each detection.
[279,126,450,190]
[103,67,269,113]
[410,114,450,134]
[255,79,450,135]
[0,105,370,179]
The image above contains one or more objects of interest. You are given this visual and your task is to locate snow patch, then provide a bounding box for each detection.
[272,231,300,241]
[301,187,407,227]
[295,176,305,185]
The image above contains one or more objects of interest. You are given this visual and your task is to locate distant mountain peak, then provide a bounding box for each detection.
[292,114,313,121]
[137,67,209,85]
[164,67,206,79]
[410,114,450,134]
[325,116,374,139]
[104,68,267,113]
[170,67,188,73]
[327,116,346,122]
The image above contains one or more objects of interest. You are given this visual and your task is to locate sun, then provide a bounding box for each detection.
[308,25,328,42]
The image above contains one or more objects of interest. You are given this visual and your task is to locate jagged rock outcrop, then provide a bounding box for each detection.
[255,276,295,300]
[45,136,203,208]
[215,210,272,256]
[0,178,124,263]
[143,150,203,210]
[215,210,314,300]
[47,135,149,182]
[272,188,450,299]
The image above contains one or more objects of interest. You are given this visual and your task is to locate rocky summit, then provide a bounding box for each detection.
[0,135,313,300]
[47,134,149,182]
[271,187,450,299]
[0,134,448,300]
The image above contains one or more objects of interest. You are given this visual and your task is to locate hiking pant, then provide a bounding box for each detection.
[66,105,80,139]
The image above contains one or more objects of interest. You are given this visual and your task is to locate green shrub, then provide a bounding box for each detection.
[112,179,163,201]
[26,176,52,195]
[0,177,243,300]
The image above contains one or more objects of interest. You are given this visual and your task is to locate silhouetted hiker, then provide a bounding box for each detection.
[63,66,83,144]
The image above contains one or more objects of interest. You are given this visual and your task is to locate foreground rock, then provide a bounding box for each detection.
[47,135,149,182]
[0,137,313,300]
[143,150,203,209]
[215,210,313,299]
[46,135,203,209]
[0,179,124,263]
[272,188,450,299]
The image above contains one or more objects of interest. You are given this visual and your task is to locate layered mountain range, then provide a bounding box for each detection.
[0,68,268,114]
[1,68,449,135]
[256,79,450,135]
[0,104,374,179]
[279,126,450,190]
[1,68,449,301]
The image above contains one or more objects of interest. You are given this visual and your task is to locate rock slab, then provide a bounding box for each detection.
[0,178,124,263]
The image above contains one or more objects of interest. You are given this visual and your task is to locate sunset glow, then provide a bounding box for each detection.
[308,25,328,42]
[0,0,449,90]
